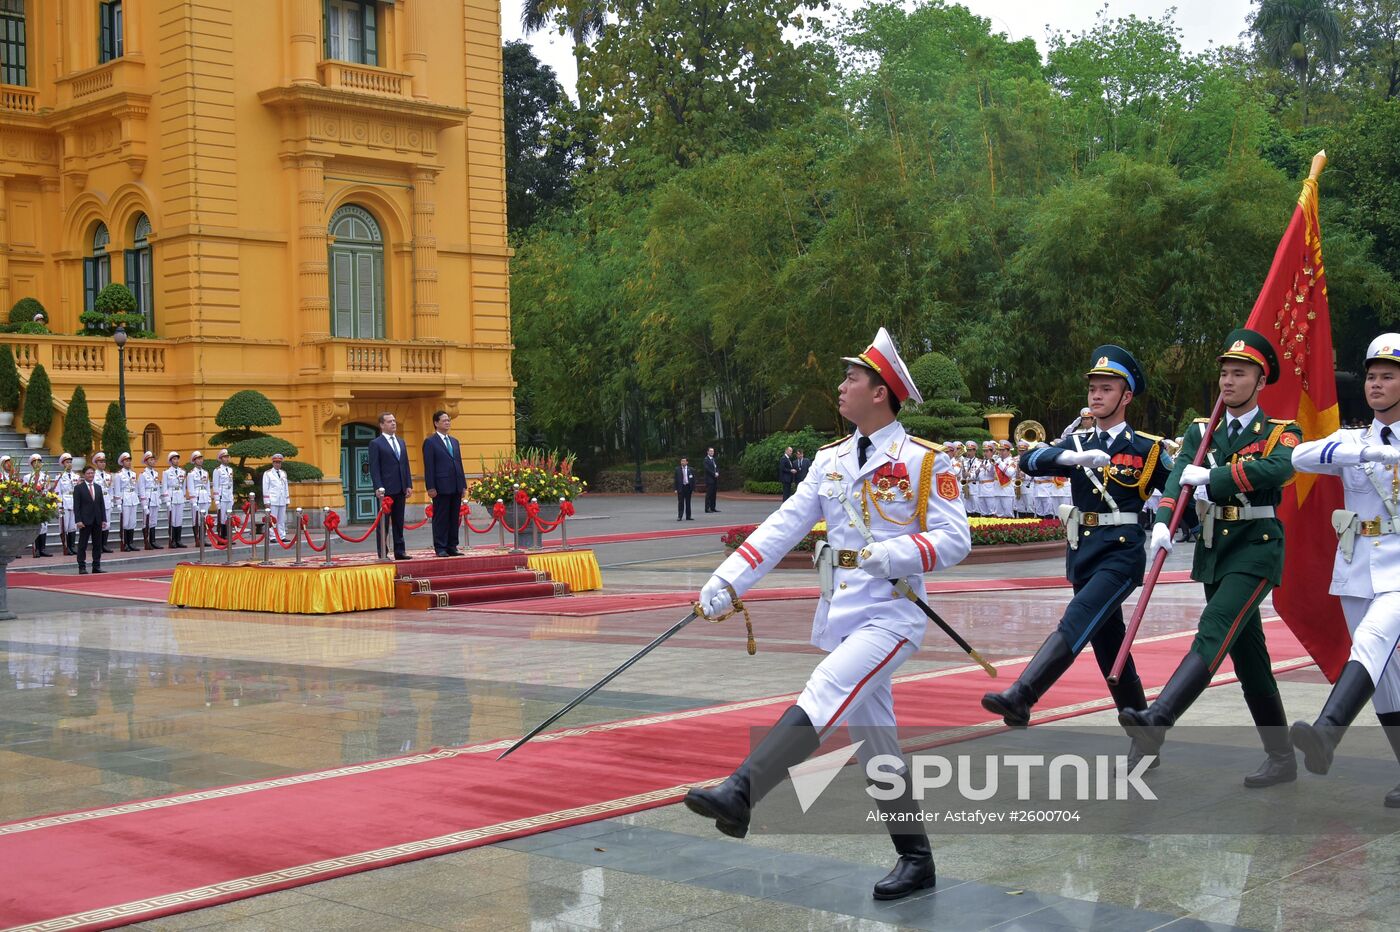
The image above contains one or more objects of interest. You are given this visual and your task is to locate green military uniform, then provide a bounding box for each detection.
[1121,328,1300,788]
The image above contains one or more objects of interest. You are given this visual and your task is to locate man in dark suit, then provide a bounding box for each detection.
[72,465,108,574]
[368,411,414,560]
[778,446,797,500]
[674,457,695,521]
[422,410,467,556]
[703,447,720,513]
[794,448,811,482]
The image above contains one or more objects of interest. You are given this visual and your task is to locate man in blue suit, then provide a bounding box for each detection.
[369,411,413,560]
[422,410,467,556]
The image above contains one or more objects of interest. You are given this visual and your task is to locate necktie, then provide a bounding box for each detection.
[1228,421,1241,443]
[1383,426,1393,446]
[443,434,452,453]
[1099,431,1111,447]
[857,436,872,468]
[389,436,398,458]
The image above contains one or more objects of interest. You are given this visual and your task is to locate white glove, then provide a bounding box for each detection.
[1061,449,1111,468]
[699,576,734,618]
[1361,446,1400,465]
[1180,464,1212,487]
[1150,523,1173,556]
[857,541,894,579]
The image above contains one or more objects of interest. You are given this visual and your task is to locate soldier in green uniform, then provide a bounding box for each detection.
[1120,328,1302,787]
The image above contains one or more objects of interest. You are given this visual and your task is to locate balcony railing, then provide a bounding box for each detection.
[318,61,411,98]
[4,334,168,376]
[319,339,447,379]
[0,85,38,114]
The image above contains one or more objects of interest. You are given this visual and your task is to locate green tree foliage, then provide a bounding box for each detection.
[84,283,146,335]
[100,401,129,460]
[8,297,45,325]
[899,353,988,440]
[737,427,833,488]
[1253,0,1344,125]
[209,390,322,500]
[0,346,18,412]
[22,365,53,435]
[61,386,94,457]
[504,41,584,236]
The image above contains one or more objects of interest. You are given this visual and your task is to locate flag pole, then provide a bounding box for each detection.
[1108,149,1328,685]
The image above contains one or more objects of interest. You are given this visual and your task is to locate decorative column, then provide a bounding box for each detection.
[123,0,143,57]
[410,166,440,340]
[296,156,330,345]
[404,0,429,99]
[0,178,9,314]
[288,0,321,85]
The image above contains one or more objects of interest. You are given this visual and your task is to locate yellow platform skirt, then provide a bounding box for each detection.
[168,563,397,614]
[526,550,602,593]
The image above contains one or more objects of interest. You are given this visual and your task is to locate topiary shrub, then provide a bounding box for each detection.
[907,352,970,401]
[62,386,94,456]
[82,284,146,336]
[737,427,834,485]
[8,297,46,326]
[0,345,18,412]
[22,364,53,435]
[101,400,129,461]
[210,390,322,501]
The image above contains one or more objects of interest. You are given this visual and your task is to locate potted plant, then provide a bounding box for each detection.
[0,474,60,619]
[0,345,18,428]
[62,386,94,470]
[468,448,586,547]
[21,363,53,449]
[82,284,145,336]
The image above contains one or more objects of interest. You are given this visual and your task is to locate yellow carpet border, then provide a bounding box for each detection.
[167,564,397,614]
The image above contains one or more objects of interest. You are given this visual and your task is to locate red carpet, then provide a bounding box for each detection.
[0,619,1310,931]
[7,570,173,604]
[478,571,1196,616]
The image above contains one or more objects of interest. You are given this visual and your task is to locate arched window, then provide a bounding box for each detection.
[83,222,112,312]
[125,213,154,331]
[328,205,384,340]
[0,0,27,86]
[142,423,162,459]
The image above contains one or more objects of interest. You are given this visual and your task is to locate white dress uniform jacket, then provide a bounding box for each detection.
[713,421,971,652]
[57,469,77,532]
[138,467,161,520]
[213,464,235,511]
[186,467,212,508]
[262,467,290,507]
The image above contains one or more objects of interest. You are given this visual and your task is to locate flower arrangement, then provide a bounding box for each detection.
[722,522,827,554]
[970,517,1065,546]
[468,447,587,506]
[0,479,60,526]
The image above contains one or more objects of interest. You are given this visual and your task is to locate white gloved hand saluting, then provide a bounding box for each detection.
[1060,449,1111,468]
[699,576,734,618]
[857,541,894,579]
[1361,446,1400,466]
[1150,522,1174,557]
[1180,464,1212,487]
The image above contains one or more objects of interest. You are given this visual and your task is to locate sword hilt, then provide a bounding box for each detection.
[695,584,757,655]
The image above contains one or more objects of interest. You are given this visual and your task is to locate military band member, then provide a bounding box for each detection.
[263,453,290,541]
[1123,328,1302,787]
[91,452,117,554]
[1289,333,1400,806]
[977,440,998,516]
[112,453,140,551]
[686,328,971,901]
[56,453,77,556]
[138,452,163,550]
[24,454,53,557]
[213,449,235,541]
[185,451,212,546]
[984,347,1171,767]
[163,452,187,548]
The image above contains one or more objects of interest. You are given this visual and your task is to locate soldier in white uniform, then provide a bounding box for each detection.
[262,452,290,541]
[1289,333,1400,806]
[977,440,999,516]
[112,452,140,551]
[24,454,52,557]
[91,452,116,554]
[685,328,971,901]
[185,451,212,545]
[213,449,235,541]
[56,453,77,556]
[138,452,164,550]
[163,452,187,548]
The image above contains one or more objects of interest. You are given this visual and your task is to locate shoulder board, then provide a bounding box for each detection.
[909,437,943,451]
[1193,417,1209,423]
[1268,418,1297,425]
[1136,431,1163,442]
[819,435,850,451]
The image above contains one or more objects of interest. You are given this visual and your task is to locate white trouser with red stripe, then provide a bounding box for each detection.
[1341,593,1400,715]
[797,625,918,770]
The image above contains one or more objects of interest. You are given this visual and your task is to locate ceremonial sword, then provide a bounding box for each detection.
[497,588,750,761]
[836,489,996,678]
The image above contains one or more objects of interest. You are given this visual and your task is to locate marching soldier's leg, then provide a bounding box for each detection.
[1227,612,1296,787]
[850,686,936,900]
[1291,594,1399,779]
[1088,608,1160,771]
[982,572,1133,727]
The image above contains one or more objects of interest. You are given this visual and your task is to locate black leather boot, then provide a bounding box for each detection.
[147,527,163,550]
[120,529,133,552]
[171,527,185,548]
[684,705,820,838]
[981,631,1075,727]
[100,529,114,554]
[871,773,937,900]
[1243,690,1296,787]
[62,531,73,556]
[35,533,50,557]
[1109,676,1160,772]
[1290,660,1375,776]
[1376,711,1400,808]
[1119,652,1211,756]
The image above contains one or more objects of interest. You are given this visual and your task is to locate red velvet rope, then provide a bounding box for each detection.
[326,496,388,543]
[303,512,328,553]
[270,514,298,550]
[203,514,230,550]
[403,500,432,531]
[463,500,498,534]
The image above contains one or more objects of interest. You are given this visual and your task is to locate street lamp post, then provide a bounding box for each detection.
[113,326,127,418]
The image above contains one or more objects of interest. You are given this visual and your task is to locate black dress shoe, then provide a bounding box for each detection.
[78,567,88,575]
[395,552,411,560]
[447,548,464,556]
[435,550,449,557]
[92,568,106,574]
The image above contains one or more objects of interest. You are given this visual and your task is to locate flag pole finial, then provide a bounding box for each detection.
[1309,150,1327,181]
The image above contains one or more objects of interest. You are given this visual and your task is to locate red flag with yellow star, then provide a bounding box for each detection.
[1244,154,1349,680]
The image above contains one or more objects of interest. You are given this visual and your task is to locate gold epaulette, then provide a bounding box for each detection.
[1136,431,1163,442]
[819,435,850,451]
[1268,418,1297,425]
[1194,417,1209,423]
[908,437,944,452]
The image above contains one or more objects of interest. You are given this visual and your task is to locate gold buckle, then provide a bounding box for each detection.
[1080,512,1099,527]
[1360,519,1383,537]
[837,550,859,568]
[1218,506,1240,521]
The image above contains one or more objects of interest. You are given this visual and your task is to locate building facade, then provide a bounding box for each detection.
[0,0,514,518]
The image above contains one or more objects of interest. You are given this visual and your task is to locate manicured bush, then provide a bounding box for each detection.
[8,297,46,325]
[0,345,18,412]
[61,386,94,456]
[737,427,834,485]
[22,364,52,435]
[101,401,129,460]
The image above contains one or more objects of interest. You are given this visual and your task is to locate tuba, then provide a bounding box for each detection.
[1014,419,1047,446]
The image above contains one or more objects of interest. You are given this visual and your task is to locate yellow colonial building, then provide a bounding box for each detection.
[0,0,514,519]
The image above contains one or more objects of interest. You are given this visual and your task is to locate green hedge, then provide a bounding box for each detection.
[22,364,52,434]
[737,427,833,485]
[743,480,784,495]
[8,297,45,325]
